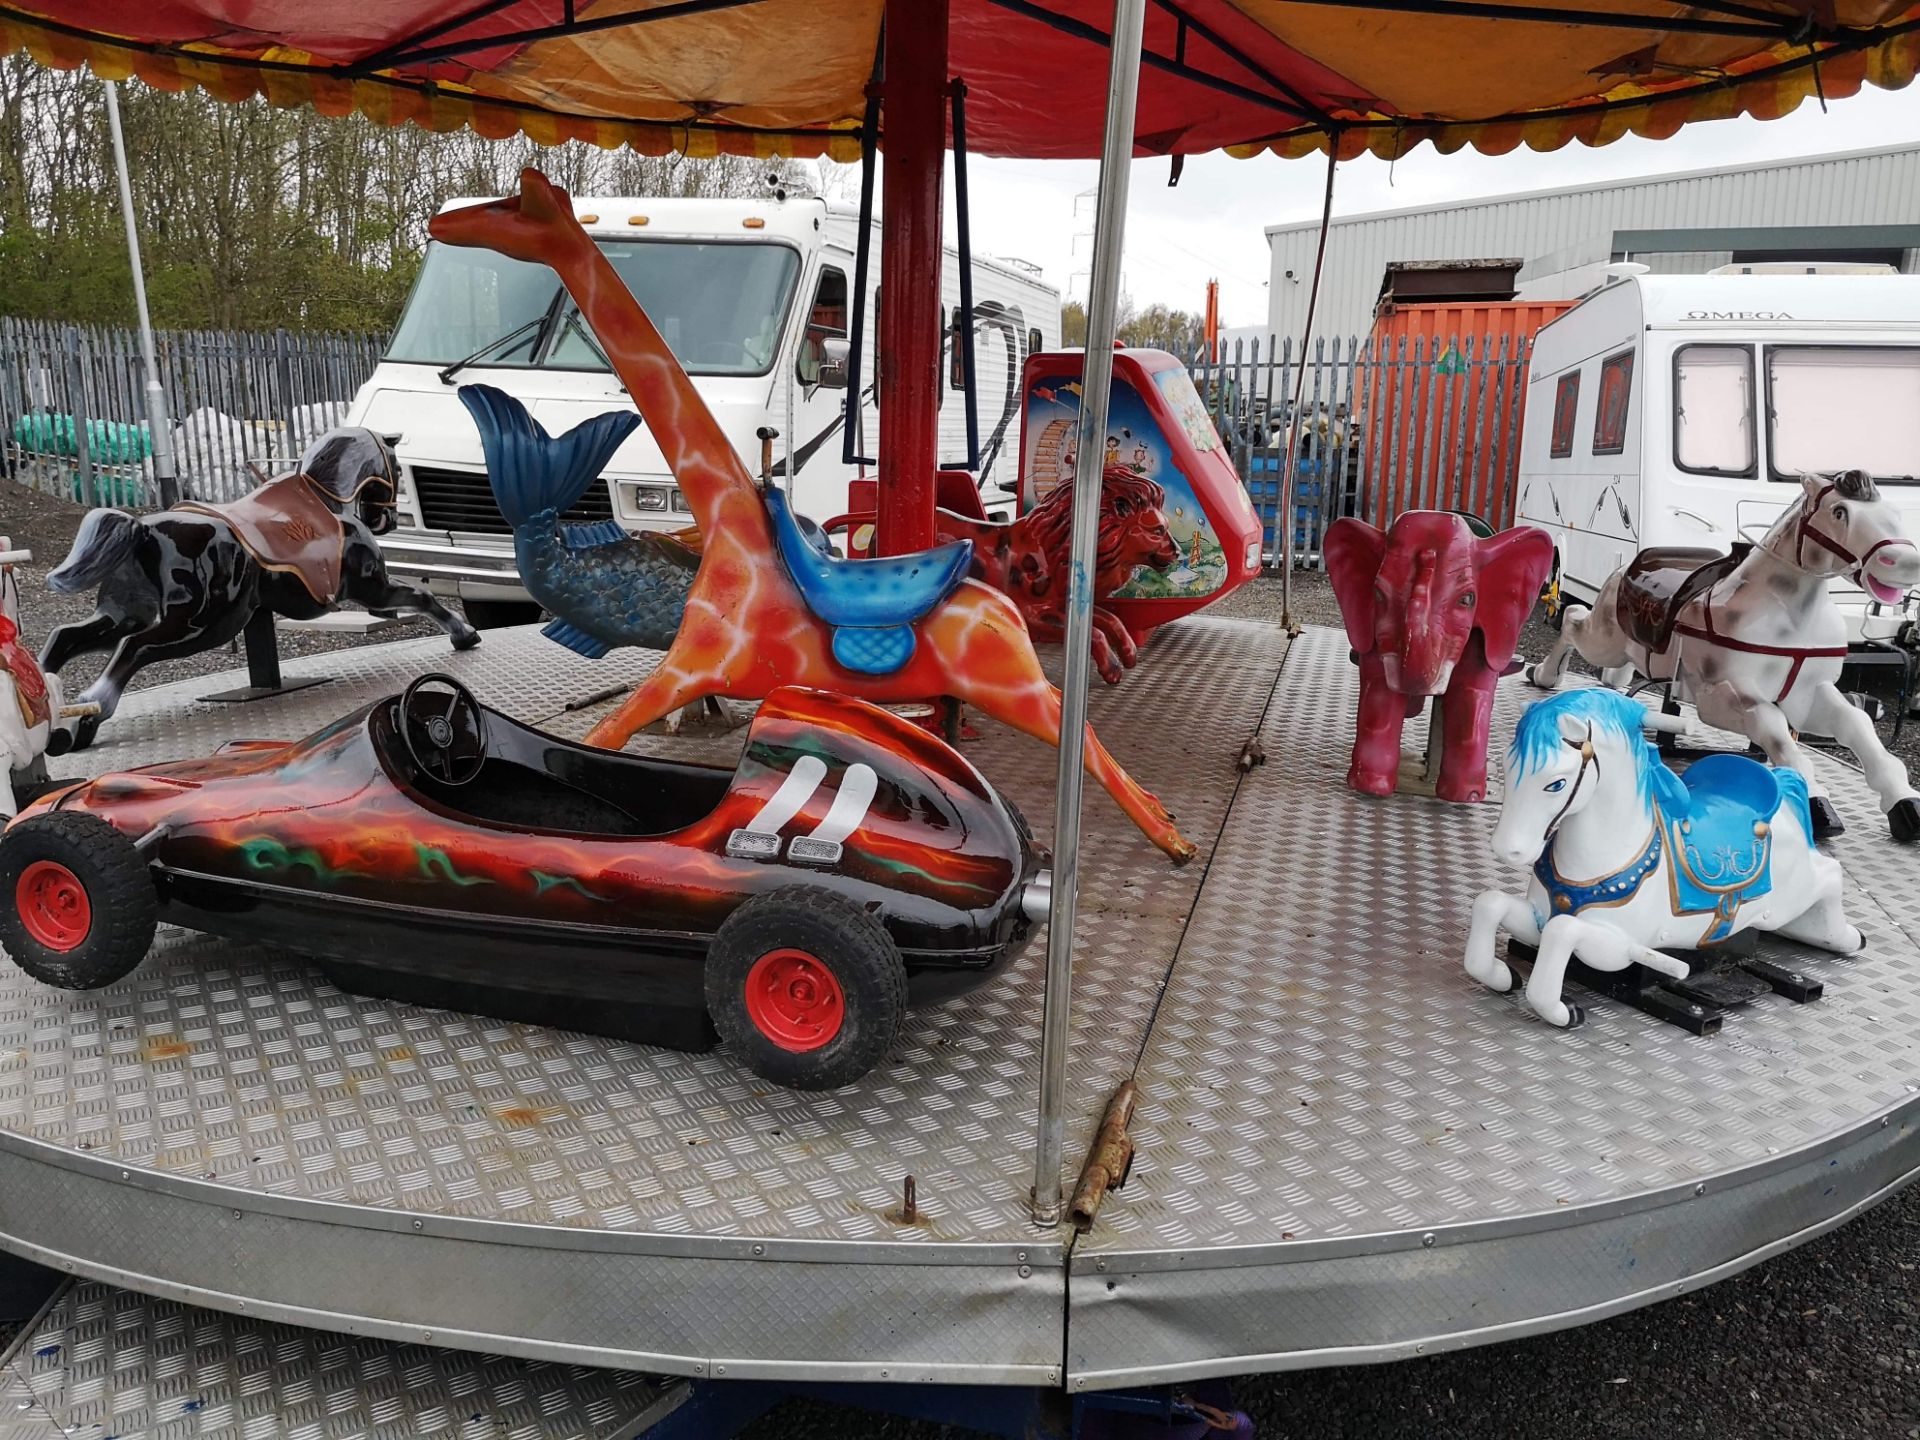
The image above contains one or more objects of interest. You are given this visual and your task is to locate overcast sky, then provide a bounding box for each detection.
[916,84,1920,330]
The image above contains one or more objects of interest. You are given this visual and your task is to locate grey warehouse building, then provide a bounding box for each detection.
[1263,141,1920,341]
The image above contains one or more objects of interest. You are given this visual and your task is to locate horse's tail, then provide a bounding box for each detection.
[46,509,138,594]
[458,384,640,530]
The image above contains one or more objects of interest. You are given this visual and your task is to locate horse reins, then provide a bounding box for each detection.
[1673,482,1897,703]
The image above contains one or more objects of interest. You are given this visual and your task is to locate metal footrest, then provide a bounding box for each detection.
[0,1281,675,1439]
[1509,927,1822,1036]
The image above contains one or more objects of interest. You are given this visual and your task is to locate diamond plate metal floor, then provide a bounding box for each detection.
[0,1281,670,1439]
[1068,625,1920,1389]
[0,621,1289,1384]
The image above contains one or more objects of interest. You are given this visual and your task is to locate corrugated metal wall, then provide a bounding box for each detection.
[1266,142,1920,339]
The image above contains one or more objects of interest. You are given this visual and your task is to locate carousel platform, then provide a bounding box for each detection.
[0,619,1914,1405]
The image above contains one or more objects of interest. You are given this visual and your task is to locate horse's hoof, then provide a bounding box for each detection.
[1524,665,1552,691]
[1562,1003,1586,1029]
[1810,795,1847,841]
[1889,797,1920,845]
[44,729,73,758]
[452,629,482,652]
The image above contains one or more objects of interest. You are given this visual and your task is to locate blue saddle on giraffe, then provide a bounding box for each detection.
[764,486,973,675]
[1654,751,1813,942]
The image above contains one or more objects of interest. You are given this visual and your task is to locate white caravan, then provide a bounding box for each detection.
[346,193,1061,623]
[1515,269,1920,640]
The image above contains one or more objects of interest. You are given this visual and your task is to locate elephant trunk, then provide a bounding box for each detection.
[1390,546,1457,695]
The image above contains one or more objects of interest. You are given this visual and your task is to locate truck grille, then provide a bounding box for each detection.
[410,465,616,536]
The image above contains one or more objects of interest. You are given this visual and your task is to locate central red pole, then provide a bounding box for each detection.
[874,0,948,556]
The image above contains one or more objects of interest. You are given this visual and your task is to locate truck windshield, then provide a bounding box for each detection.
[387,238,801,378]
[1768,346,1920,483]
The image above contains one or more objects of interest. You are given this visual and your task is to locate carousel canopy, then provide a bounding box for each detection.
[3,0,1917,160]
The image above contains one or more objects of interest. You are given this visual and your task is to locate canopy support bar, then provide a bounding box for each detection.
[1145,0,1331,125]
[1265,0,1800,39]
[1030,0,1147,1230]
[354,0,770,72]
[986,0,1320,123]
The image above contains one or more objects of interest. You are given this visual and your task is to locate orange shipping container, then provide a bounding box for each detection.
[1360,300,1575,530]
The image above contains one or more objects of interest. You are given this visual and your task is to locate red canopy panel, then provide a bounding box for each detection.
[5,0,1919,158]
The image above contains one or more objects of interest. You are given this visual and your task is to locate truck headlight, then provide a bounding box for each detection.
[634,487,670,512]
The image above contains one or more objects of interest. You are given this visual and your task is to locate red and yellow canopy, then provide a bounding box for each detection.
[4,0,1917,160]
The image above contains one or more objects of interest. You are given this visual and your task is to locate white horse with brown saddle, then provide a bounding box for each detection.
[1529,470,1920,843]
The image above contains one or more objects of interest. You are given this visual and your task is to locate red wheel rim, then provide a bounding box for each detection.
[743,948,845,1053]
[16,861,91,952]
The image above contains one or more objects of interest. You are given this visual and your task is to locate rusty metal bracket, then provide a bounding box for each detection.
[1069,1079,1138,1233]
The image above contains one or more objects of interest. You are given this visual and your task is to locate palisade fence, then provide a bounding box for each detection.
[0,316,385,509]
[1185,331,1541,568]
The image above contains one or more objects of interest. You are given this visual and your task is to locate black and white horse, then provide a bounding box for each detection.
[40,428,477,750]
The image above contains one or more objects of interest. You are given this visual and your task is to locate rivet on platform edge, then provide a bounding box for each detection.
[1884,1116,1893,1128]
[1019,1265,1032,1279]
[1694,1183,1705,1196]
[716,1366,726,1376]
[120,1171,129,1181]
[412,1219,423,1231]
[423,1332,432,1342]
[753,1244,764,1256]
[232,1210,242,1220]
[1017,1251,1028,1263]
[1416,1345,1425,1354]
[1421,1233,1435,1247]
[881,1371,889,1379]
[1096,1258,1108,1271]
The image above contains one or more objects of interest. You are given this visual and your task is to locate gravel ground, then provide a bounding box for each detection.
[8,483,1920,1439]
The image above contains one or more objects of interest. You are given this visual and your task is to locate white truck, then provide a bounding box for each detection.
[345,193,1061,625]
[1515,267,1920,642]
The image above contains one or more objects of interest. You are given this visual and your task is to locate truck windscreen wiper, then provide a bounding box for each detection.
[437,315,550,385]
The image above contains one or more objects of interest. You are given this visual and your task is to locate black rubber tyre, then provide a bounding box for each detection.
[0,811,156,989]
[706,886,907,1091]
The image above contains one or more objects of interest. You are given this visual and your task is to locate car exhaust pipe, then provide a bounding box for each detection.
[1021,869,1052,924]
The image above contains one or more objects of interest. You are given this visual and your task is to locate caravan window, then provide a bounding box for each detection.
[1548,372,1580,458]
[1673,345,1755,477]
[1767,347,1920,483]
[1592,350,1633,456]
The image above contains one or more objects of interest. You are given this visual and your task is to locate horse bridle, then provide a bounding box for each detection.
[1544,725,1599,844]
[1793,481,1916,585]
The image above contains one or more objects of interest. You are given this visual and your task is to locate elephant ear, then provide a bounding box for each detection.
[1323,516,1388,654]
[1472,524,1557,670]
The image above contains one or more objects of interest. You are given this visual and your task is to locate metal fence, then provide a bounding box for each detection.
[1186,331,1540,567]
[0,316,384,509]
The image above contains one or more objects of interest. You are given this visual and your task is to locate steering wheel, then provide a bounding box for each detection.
[399,673,487,787]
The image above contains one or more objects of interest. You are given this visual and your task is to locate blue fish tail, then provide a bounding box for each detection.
[541,617,613,659]
[458,385,640,528]
[561,519,628,550]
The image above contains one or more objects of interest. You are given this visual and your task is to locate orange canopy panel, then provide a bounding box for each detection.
[5,0,1919,159]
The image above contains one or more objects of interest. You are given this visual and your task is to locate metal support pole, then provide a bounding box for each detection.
[104,80,178,508]
[1029,0,1146,1228]
[874,0,948,555]
[1278,142,1338,628]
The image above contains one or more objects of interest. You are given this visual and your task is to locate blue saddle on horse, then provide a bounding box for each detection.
[764,487,973,675]
[1653,751,1813,944]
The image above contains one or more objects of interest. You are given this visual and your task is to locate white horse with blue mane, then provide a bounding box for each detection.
[1466,688,1860,1028]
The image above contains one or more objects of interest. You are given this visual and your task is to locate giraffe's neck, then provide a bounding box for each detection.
[542,234,764,537]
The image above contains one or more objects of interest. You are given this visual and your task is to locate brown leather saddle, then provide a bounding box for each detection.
[178,474,346,605]
[1616,542,1750,651]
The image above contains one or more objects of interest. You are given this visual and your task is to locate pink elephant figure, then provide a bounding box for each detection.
[1324,512,1554,803]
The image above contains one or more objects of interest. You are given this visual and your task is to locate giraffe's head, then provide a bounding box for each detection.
[429,168,593,269]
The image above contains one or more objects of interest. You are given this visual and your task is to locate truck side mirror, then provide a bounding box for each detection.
[814,336,852,390]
